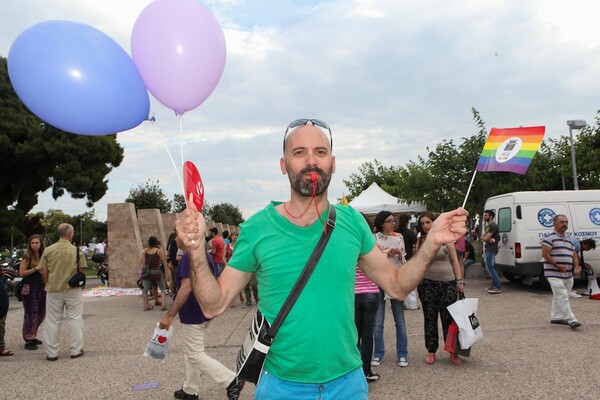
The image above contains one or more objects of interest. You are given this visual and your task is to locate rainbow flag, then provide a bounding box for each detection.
[476,126,545,175]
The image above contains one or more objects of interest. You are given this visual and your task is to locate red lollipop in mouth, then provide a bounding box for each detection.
[183,161,204,211]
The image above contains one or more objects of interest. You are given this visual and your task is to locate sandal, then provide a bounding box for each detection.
[144,305,154,311]
[154,302,162,306]
[161,305,168,311]
[0,348,14,356]
[424,353,436,365]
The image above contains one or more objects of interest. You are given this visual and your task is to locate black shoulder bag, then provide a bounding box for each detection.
[68,246,86,288]
[235,205,337,385]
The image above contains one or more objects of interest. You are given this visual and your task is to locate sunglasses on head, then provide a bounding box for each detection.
[283,119,333,153]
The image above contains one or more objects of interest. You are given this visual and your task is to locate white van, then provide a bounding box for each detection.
[483,190,600,285]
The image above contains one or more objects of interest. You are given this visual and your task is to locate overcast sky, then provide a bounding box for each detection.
[2,0,599,220]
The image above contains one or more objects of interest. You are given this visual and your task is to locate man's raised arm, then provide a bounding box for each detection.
[176,206,249,318]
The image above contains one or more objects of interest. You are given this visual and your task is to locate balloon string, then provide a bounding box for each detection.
[150,119,185,200]
[178,114,189,208]
[179,114,184,172]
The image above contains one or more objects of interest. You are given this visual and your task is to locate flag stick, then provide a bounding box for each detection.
[461,169,478,209]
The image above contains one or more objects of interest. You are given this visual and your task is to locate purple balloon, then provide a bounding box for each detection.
[131,0,227,115]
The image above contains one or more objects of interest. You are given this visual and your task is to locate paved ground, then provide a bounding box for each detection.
[2,269,599,400]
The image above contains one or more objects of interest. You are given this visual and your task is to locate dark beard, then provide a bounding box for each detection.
[289,166,332,197]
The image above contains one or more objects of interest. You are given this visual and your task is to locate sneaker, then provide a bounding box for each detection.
[174,389,198,400]
[569,321,582,330]
[487,287,502,294]
[365,372,380,382]
[569,291,582,298]
[25,341,38,350]
[226,376,246,400]
[398,357,408,367]
[70,350,85,359]
[371,357,381,367]
[242,301,252,308]
[484,286,494,291]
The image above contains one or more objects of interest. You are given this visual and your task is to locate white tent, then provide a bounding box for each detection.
[349,182,427,214]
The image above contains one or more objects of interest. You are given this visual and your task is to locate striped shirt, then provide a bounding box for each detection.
[355,265,379,294]
[542,231,575,279]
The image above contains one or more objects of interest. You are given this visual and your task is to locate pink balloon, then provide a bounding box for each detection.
[131,0,226,115]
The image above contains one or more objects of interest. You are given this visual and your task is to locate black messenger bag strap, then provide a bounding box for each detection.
[264,205,337,342]
[75,245,80,272]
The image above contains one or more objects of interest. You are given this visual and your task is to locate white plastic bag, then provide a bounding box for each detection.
[143,323,174,362]
[404,288,420,310]
[447,297,483,348]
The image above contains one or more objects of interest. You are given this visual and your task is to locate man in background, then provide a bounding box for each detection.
[160,250,242,400]
[38,223,87,360]
[542,215,581,329]
[209,227,225,277]
[481,209,502,294]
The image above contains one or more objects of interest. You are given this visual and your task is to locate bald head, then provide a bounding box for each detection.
[283,125,332,157]
[57,223,74,239]
[283,119,333,155]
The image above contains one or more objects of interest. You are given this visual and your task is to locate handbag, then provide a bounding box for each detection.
[447,292,483,349]
[235,206,336,385]
[443,321,459,353]
[141,251,163,281]
[68,247,86,288]
[14,279,24,302]
[455,333,472,357]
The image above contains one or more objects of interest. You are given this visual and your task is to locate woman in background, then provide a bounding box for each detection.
[415,211,464,366]
[354,214,381,382]
[140,236,168,311]
[372,211,409,368]
[19,234,47,350]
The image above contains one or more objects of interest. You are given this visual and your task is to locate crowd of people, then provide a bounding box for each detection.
[0,119,594,400]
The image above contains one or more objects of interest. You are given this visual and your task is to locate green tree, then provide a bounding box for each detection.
[70,211,107,246]
[343,108,600,216]
[206,202,245,225]
[0,57,124,243]
[41,209,71,244]
[125,179,173,214]
[546,112,600,190]
[172,193,187,213]
[17,212,46,240]
[343,160,402,200]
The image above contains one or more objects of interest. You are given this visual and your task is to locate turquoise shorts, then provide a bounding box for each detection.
[254,367,367,400]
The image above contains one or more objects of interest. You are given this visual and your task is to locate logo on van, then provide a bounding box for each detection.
[590,208,600,226]
[537,208,556,228]
[502,233,508,245]
[495,137,523,163]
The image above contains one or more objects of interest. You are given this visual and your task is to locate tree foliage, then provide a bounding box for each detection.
[172,193,187,214]
[0,57,124,243]
[8,210,106,248]
[125,179,173,214]
[205,202,245,225]
[344,108,600,216]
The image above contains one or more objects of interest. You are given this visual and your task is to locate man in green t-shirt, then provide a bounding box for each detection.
[177,119,468,399]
